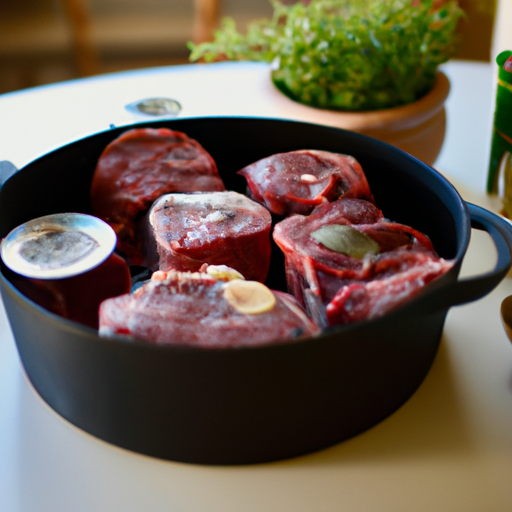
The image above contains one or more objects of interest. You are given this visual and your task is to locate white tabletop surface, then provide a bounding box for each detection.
[1,60,512,512]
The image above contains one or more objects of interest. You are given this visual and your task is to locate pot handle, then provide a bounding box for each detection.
[419,202,512,314]
[0,161,18,188]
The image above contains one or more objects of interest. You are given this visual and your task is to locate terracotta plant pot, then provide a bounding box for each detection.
[268,71,450,166]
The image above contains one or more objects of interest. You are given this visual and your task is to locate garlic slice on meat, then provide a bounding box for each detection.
[223,280,276,314]
[205,265,245,282]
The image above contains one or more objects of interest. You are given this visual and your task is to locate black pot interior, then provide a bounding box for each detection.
[0,117,466,288]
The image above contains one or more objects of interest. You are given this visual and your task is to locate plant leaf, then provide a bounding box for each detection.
[188,0,464,110]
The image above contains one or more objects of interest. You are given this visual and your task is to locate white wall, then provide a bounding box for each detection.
[493,0,512,58]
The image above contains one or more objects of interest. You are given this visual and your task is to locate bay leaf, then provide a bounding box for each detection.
[310,224,380,259]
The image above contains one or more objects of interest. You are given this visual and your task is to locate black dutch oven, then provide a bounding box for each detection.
[1,117,512,465]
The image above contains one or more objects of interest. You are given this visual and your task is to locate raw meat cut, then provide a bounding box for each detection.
[99,267,320,348]
[90,127,225,264]
[7,253,131,329]
[144,191,272,282]
[273,198,453,326]
[237,150,374,216]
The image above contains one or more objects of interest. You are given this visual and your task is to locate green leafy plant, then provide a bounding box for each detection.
[188,0,464,111]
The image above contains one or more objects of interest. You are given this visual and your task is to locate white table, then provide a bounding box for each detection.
[1,61,512,512]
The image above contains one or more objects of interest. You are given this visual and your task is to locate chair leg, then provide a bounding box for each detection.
[193,0,221,44]
[60,0,101,76]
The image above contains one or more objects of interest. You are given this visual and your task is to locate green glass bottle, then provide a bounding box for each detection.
[488,50,512,217]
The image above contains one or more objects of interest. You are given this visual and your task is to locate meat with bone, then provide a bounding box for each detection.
[99,267,320,348]
[7,253,131,329]
[272,198,453,326]
[90,127,225,264]
[144,191,272,282]
[237,150,374,216]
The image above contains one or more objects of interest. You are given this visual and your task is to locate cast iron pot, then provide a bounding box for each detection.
[1,117,512,465]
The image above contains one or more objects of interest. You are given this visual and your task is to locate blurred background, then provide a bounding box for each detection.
[0,0,497,95]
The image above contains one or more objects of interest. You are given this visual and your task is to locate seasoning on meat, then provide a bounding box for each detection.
[98,267,320,348]
[143,191,272,282]
[273,197,453,326]
[237,150,374,216]
[223,279,276,314]
[90,127,225,264]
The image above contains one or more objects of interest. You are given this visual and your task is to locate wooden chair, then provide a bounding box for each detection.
[60,0,221,76]
[60,0,100,76]
[0,0,218,91]
[193,0,221,44]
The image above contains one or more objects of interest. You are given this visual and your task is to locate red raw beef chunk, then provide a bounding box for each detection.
[98,268,320,348]
[273,198,453,326]
[237,150,374,216]
[8,253,131,330]
[144,191,272,282]
[90,128,225,264]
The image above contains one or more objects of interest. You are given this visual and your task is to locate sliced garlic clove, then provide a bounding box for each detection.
[205,265,245,282]
[223,280,276,314]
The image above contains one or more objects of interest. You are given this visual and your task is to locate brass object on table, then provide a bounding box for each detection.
[500,295,512,344]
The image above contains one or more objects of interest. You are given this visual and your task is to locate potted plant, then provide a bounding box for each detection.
[188,0,464,164]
